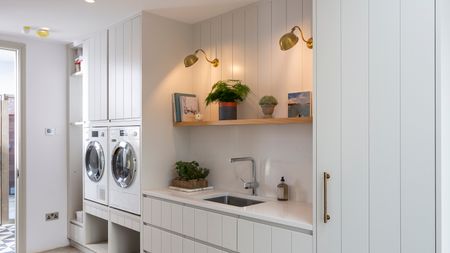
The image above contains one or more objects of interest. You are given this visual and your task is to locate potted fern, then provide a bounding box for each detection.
[259,96,278,118]
[205,80,251,120]
[172,161,210,189]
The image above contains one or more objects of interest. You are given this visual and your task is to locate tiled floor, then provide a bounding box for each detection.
[0,224,15,253]
[42,247,82,253]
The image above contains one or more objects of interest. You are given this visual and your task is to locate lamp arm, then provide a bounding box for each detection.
[292,26,311,44]
[195,49,217,64]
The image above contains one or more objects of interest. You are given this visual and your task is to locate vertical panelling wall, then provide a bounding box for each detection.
[192,0,313,120]
[316,0,436,252]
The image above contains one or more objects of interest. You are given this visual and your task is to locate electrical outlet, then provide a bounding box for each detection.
[45,212,59,221]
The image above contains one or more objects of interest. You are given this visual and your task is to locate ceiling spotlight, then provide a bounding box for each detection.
[184,49,219,68]
[36,28,50,38]
[85,0,96,3]
[279,25,313,50]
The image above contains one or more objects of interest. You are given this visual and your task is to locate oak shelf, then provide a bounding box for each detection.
[173,117,312,127]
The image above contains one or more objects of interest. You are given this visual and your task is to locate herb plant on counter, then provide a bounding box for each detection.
[175,161,209,180]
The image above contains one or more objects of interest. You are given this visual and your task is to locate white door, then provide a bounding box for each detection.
[315,0,436,252]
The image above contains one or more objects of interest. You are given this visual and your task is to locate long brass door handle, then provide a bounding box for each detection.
[323,172,331,223]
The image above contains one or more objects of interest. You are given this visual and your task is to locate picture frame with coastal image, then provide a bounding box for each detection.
[288,91,311,118]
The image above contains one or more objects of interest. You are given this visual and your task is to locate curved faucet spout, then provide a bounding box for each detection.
[230,157,258,196]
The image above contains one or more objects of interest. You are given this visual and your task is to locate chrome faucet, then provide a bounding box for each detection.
[230,157,258,196]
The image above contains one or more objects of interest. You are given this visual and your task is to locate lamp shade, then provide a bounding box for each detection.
[184,54,199,67]
[36,28,50,38]
[279,32,299,51]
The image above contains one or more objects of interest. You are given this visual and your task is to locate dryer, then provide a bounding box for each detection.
[109,126,141,215]
[83,127,108,205]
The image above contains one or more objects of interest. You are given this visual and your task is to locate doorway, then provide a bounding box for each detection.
[0,46,19,253]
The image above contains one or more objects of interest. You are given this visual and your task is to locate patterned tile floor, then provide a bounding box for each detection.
[0,224,15,253]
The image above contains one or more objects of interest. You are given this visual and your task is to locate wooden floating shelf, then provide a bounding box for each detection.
[174,117,312,127]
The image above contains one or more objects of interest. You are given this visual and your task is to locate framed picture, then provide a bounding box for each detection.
[288,91,311,118]
[172,93,198,122]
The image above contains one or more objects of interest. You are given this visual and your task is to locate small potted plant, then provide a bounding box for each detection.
[259,95,278,118]
[172,161,210,189]
[205,80,251,120]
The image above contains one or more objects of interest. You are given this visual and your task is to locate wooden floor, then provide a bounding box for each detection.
[41,247,82,253]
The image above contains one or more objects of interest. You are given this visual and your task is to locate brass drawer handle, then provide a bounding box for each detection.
[324,172,331,223]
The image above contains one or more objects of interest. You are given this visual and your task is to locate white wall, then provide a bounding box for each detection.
[0,34,68,252]
[186,0,313,202]
[141,12,194,190]
[437,0,450,251]
[0,49,16,95]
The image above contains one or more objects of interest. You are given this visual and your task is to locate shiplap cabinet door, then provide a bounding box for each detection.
[83,30,108,121]
[108,16,142,120]
[315,0,436,252]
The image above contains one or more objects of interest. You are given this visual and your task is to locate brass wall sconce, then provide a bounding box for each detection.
[184,49,219,68]
[279,26,313,50]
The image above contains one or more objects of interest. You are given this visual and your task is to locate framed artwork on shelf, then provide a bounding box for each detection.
[172,93,198,122]
[288,91,311,118]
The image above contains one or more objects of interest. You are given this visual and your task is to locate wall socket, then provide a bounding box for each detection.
[45,212,59,221]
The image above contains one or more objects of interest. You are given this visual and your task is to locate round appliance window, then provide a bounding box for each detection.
[111,141,137,188]
[85,141,105,182]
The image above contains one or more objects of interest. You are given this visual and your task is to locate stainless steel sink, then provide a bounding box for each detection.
[205,195,264,207]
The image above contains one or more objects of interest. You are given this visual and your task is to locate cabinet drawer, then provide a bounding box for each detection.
[162,230,172,253]
[171,203,183,234]
[161,201,172,230]
[195,209,208,241]
[142,196,152,224]
[68,223,85,245]
[172,234,183,253]
[151,227,162,253]
[151,199,162,227]
[292,231,313,253]
[254,223,271,253]
[272,227,291,253]
[222,215,237,251]
[195,242,207,253]
[183,206,195,237]
[207,212,222,246]
[142,225,152,252]
[238,219,254,253]
[183,238,195,253]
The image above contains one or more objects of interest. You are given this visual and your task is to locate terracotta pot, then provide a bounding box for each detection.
[260,104,276,118]
[219,102,237,120]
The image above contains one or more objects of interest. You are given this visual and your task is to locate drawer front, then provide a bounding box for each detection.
[183,206,195,237]
[195,209,208,241]
[142,196,152,224]
[161,201,172,230]
[171,203,183,234]
[222,215,237,251]
[142,225,152,252]
[151,199,162,227]
[207,212,222,246]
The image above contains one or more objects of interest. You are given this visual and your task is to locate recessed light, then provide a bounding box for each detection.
[85,0,95,3]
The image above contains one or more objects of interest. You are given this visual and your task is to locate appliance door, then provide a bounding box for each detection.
[111,141,137,188]
[85,141,105,182]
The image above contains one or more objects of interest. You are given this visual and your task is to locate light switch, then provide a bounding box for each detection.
[45,128,56,136]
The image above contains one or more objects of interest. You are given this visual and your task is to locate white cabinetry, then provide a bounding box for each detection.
[315,0,436,252]
[142,195,311,253]
[83,30,108,121]
[108,16,142,120]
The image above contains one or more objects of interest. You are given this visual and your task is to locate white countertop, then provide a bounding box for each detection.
[143,189,313,232]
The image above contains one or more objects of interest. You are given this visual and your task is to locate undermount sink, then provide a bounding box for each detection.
[204,195,264,207]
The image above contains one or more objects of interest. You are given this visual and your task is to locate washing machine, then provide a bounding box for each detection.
[109,126,141,215]
[83,127,108,205]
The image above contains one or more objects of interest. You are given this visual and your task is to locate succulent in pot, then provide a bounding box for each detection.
[259,95,278,118]
[172,161,210,189]
[205,80,251,120]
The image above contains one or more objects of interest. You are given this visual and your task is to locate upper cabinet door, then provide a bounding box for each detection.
[315,0,436,252]
[109,16,142,121]
[83,30,108,121]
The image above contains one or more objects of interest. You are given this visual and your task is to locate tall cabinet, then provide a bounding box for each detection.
[108,16,142,121]
[83,31,108,122]
[315,0,436,252]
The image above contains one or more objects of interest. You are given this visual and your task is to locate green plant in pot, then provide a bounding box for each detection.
[205,80,251,120]
[172,161,210,189]
[259,96,278,118]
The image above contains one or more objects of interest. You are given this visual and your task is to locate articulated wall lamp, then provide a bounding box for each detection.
[184,49,219,68]
[279,26,313,50]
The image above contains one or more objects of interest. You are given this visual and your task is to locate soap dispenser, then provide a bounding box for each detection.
[277,177,289,201]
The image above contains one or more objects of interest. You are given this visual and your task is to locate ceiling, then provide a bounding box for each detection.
[0,0,259,42]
